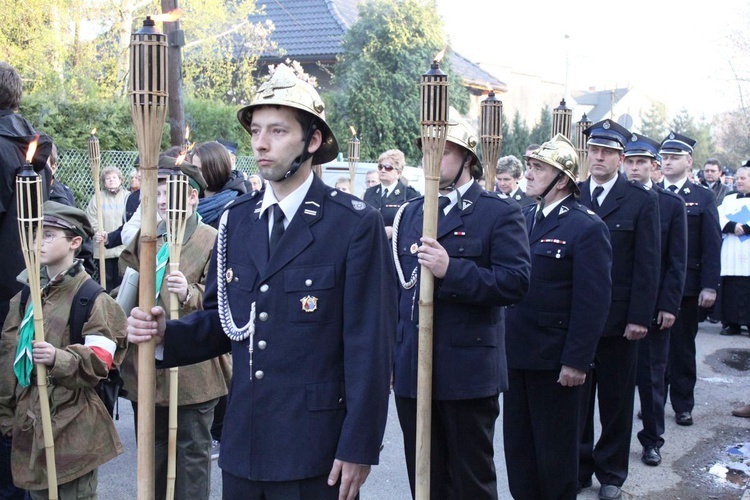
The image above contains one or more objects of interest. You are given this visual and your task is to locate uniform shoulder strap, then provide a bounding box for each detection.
[68,279,106,345]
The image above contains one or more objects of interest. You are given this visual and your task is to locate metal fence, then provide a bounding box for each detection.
[55,149,259,209]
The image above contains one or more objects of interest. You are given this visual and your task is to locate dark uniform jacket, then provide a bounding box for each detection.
[653,184,688,316]
[363,179,420,227]
[506,187,535,207]
[505,197,612,372]
[393,181,531,400]
[157,175,396,482]
[579,175,661,335]
[662,180,721,296]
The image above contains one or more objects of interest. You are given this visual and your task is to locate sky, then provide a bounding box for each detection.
[436,0,750,118]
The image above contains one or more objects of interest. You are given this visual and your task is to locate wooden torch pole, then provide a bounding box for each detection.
[129,16,169,500]
[480,89,503,193]
[165,158,189,500]
[87,130,106,289]
[415,52,449,500]
[16,138,58,499]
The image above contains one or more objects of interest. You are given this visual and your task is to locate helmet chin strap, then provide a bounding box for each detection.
[441,152,472,210]
[283,121,319,180]
[535,171,563,214]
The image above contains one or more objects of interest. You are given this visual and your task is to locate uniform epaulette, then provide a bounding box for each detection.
[572,203,599,219]
[628,179,650,191]
[482,190,514,205]
[326,188,374,216]
[225,189,261,210]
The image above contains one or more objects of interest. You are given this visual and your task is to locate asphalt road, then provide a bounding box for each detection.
[98,320,750,499]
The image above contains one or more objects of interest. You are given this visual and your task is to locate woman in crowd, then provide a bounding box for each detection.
[191,141,247,229]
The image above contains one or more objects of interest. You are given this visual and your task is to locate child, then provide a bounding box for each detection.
[0,201,127,499]
[118,156,227,500]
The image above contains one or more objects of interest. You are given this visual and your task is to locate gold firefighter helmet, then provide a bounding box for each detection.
[524,133,580,193]
[416,107,482,180]
[237,63,339,164]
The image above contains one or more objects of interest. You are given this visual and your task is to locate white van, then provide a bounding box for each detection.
[319,161,425,199]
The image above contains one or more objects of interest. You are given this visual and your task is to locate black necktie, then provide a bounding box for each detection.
[530,207,544,235]
[382,188,389,198]
[668,185,678,192]
[737,193,748,199]
[592,185,604,211]
[438,196,451,219]
[269,205,285,253]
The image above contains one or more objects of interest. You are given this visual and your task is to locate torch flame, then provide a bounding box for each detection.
[152,8,184,23]
[187,142,195,152]
[185,125,190,141]
[433,47,446,64]
[175,152,186,166]
[91,128,97,135]
[26,136,39,164]
[486,83,493,92]
[349,126,357,137]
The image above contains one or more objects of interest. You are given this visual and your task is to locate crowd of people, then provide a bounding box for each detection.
[1,56,749,500]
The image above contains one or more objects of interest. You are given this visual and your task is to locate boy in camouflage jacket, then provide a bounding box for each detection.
[0,201,127,499]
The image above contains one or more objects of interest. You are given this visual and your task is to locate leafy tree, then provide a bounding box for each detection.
[501,110,531,159]
[180,0,275,104]
[712,109,750,168]
[529,105,552,145]
[670,108,714,170]
[329,0,470,163]
[639,103,669,141]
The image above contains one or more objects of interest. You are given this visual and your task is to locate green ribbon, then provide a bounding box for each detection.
[155,241,170,299]
[13,302,34,388]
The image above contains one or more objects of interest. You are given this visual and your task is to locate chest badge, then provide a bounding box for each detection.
[410,243,419,254]
[225,268,234,283]
[300,295,318,313]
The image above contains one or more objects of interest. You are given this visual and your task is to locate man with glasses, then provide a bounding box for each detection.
[364,149,419,239]
[701,159,729,206]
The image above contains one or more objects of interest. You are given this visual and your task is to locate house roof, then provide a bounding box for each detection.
[251,0,351,59]
[251,0,506,90]
[571,87,630,123]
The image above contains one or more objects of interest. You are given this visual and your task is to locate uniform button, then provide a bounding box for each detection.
[338,398,344,404]
[258,340,267,350]
[255,370,264,380]
[259,312,268,321]
[260,284,269,293]
[475,337,482,342]
[305,279,313,286]
[459,247,464,253]
[234,277,239,282]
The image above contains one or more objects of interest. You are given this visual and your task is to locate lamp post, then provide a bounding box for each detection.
[16,138,58,498]
[480,88,503,192]
[416,50,449,500]
[129,15,169,499]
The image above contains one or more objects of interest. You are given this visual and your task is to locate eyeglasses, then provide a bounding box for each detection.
[378,164,395,172]
[40,231,74,244]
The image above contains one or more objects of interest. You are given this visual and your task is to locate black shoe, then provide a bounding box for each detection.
[675,412,693,426]
[642,445,661,466]
[707,318,720,324]
[720,326,741,336]
[637,409,642,419]
[599,484,622,500]
[577,477,592,494]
